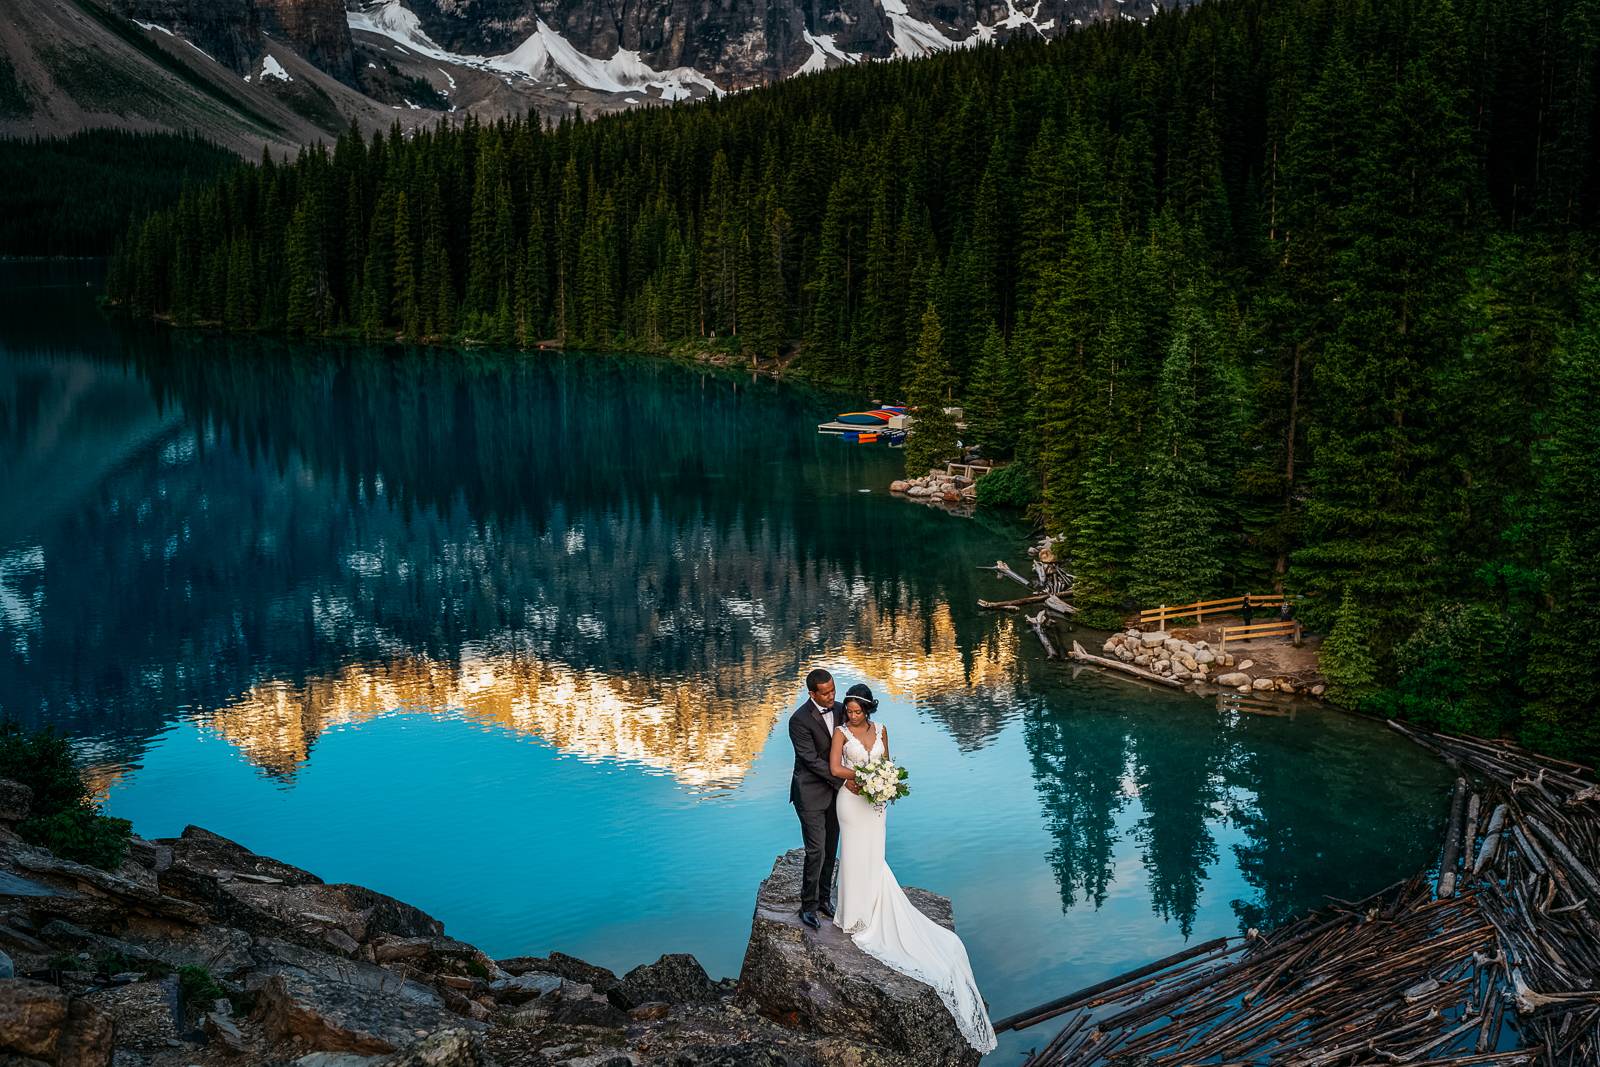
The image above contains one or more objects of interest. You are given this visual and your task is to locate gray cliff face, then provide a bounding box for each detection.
[112,0,263,73]
[398,0,1180,88]
[113,0,355,81]
[257,0,356,82]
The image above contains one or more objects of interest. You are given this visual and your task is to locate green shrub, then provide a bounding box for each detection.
[975,462,1041,509]
[1375,601,1527,737]
[22,808,132,871]
[178,965,225,1005]
[1076,606,1128,633]
[0,720,132,869]
[94,949,162,977]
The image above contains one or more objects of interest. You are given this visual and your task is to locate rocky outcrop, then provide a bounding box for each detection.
[0,805,972,1067]
[736,849,981,1067]
[155,825,443,958]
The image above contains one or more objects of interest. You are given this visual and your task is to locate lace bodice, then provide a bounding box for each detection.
[839,721,883,768]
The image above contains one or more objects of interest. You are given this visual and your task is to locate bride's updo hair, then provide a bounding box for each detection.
[844,683,879,717]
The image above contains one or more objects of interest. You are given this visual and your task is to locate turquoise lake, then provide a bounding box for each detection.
[0,261,1454,1061]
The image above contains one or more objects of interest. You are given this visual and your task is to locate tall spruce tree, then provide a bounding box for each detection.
[904,302,958,476]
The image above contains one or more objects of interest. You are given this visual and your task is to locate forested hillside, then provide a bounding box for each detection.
[106,0,1600,760]
[0,130,235,254]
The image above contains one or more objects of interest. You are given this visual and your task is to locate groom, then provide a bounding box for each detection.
[788,668,860,930]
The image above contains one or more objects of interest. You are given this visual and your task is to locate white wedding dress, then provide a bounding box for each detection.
[834,721,998,1053]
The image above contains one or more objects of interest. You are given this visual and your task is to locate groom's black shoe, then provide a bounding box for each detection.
[799,910,821,930]
[818,898,836,919]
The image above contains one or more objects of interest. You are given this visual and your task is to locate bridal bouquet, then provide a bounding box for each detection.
[853,758,910,809]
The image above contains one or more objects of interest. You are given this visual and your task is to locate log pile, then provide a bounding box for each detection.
[1013,726,1600,1065]
[1391,722,1600,1063]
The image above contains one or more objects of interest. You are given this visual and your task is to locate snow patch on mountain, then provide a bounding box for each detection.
[496,21,720,98]
[348,1,719,100]
[261,54,292,82]
[798,31,862,74]
[878,0,958,57]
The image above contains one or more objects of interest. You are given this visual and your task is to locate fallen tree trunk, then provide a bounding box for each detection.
[1069,641,1184,688]
[978,594,1049,610]
[984,560,1034,587]
[1029,611,1058,659]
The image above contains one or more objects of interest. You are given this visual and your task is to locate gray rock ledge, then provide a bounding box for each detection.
[735,849,982,1067]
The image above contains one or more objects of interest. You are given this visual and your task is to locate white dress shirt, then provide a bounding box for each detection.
[812,700,837,734]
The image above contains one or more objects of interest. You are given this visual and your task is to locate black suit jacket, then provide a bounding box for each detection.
[788,698,844,810]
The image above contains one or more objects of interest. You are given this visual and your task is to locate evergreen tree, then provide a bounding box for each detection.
[965,322,1024,457]
[903,302,958,475]
[1129,296,1229,605]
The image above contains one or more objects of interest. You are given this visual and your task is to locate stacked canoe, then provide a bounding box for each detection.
[821,406,907,443]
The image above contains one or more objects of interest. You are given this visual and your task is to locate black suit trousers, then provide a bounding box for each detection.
[795,801,839,911]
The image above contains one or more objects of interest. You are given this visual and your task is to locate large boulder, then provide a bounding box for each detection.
[614,954,717,1008]
[736,850,981,1067]
[1214,673,1249,687]
[496,952,618,994]
[160,826,323,886]
[251,970,482,1055]
[0,981,112,1067]
[0,979,68,1058]
[56,997,113,1067]
[380,1028,486,1067]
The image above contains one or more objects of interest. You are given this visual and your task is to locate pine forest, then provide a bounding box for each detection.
[105,0,1600,761]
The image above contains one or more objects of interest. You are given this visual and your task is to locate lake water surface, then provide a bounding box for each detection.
[0,262,1453,1061]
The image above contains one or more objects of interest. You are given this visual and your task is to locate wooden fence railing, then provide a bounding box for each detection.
[1220,621,1302,649]
[1138,594,1286,628]
[946,461,995,481]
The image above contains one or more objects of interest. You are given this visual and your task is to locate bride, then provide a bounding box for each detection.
[828,683,998,1054]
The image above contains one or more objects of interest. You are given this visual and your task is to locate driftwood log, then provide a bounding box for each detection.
[984,560,1033,587]
[1029,611,1058,659]
[978,593,1049,610]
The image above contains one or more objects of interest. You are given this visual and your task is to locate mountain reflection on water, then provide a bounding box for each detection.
[0,264,1451,1059]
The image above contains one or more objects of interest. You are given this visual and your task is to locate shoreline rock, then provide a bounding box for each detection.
[736,849,980,1067]
[1101,627,1327,699]
[0,812,968,1067]
[889,469,978,515]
